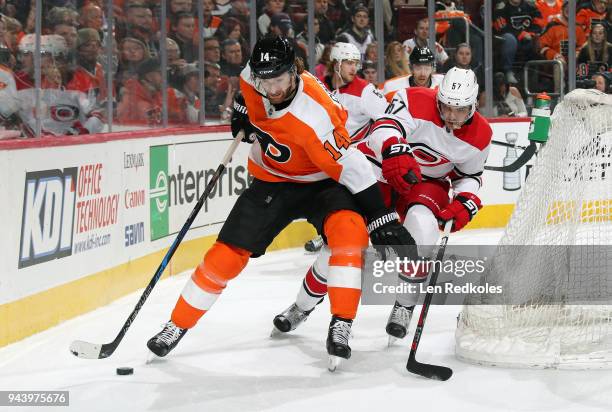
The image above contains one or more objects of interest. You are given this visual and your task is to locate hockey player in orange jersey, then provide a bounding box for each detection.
[146,36,419,370]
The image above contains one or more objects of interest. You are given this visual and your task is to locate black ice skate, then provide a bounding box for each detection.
[304,235,324,253]
[271,303,315,336]
[326,316,353,372]
[386,301,415,347]
[147,320,188,357]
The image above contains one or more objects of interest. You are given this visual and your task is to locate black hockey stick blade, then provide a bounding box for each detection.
[485,141,538,172]
[407,353,453,381]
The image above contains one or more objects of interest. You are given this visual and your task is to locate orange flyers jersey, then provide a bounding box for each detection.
[239,65,377,194]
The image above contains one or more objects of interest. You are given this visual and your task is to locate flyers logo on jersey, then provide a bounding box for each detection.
[410,143,450,167]
[254,126,292,163]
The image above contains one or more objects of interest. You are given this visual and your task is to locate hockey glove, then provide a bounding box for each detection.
[367,210,418,261]
[231,92,257,143]
[439,192,482,232]
[381,137,421,197]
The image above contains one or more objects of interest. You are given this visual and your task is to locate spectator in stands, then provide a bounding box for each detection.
[79,4,104,34]
[577,0,607,35]
[181,63,199,106]
[534,0,563,30]
[2,16,22,54]
[213,0,232,17]
[167,38,188,89]
[315,42,333,80]
[384,40,410,78]
[591,71,611,92]
[117,57,188,125]
[490,71,528,117]
[47,7,79,30]
[336,3,375,58]
[493,0,542,84]
[219,38,243,77]
[117,37,150,87]
[201,0,223,38]
[124,4,158,57]
[452,43,473,70]
[578,23,612,71]
[360,59,378,85]
[257,0,286,36]
[219,16,249,59]
[204,60,235,120]
[204,36,221,64]
[179,63,201,123]
[316,0,335,44]
[364,42,377,62]
[166,0,193,35]
[402,18,448,68]
[223,0,250,26]
[268,13,308,64]
[540,1,587,64]
[52,22,78,51]
[170,12,197,63]
[66,29,107,103]
[296,16,325,64]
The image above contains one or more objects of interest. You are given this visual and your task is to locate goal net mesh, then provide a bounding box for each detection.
[455,89,612,368]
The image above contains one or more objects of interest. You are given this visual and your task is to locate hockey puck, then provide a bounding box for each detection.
[116,367,134,376]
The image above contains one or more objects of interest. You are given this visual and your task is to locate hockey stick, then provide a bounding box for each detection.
[70,136,242,359]
[406,219,454,381]
[485,141,538,172]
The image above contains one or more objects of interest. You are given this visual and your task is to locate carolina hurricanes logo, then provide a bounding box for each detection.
[50,105,80,122]
[253,127,292,163]
[409,143,450,167]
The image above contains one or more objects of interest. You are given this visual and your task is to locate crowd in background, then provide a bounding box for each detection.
[0,0,610,137]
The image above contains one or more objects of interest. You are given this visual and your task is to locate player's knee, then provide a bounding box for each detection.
[323,210,368,267]
[404,204,439,247]
[193,241,250,291]
[324,210,368,248]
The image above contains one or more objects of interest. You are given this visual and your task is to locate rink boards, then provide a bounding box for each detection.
[0,119,532,347]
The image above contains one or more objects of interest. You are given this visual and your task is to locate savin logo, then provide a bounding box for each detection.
[149,145,169,240]
[19,168,78,268]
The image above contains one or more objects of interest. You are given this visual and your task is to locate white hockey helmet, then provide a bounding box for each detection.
[330,42,361,66]
[437,67,479,120]
[19,34,68,58]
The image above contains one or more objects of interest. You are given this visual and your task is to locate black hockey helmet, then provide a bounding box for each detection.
[249,35,295,79]
[409,46,435,66]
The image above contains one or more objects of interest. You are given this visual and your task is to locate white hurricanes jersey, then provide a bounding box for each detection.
[327,76,389,143]
[381,73,444,101]
[16,88,103,136]
[357,87,492,195]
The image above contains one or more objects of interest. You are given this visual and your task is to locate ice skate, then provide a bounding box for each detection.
[147,320,188,357]
[386,301,414,347]
[326,316,353,372]
[271,303,314,336]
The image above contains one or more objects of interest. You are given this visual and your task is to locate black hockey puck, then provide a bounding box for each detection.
[116,367,134,375]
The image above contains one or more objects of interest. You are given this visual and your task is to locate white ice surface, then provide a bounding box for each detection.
[1,229,612,412]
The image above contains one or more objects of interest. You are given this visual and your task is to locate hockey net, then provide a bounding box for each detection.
[455,89,612,369]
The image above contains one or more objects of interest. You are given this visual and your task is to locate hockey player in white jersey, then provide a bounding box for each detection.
[14,35,105,137]
[381,46,444,101]
[305,42,389,253]
[274,67,492,343]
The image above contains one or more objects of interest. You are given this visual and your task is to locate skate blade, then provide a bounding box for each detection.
[145,350,159,364]
[270,326,285,338]
[387,336,399,347]
[328,356,343,372]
